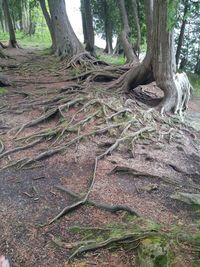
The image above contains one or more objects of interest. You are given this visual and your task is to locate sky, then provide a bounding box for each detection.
[65,0,106,48]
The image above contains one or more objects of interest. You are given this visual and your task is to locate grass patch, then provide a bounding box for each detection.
[98,53,126,65]
[0,30,51,50]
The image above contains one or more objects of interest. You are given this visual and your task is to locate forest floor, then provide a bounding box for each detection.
[0,48,200,267]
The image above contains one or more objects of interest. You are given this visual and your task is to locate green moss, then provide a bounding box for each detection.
[0,88,8,96]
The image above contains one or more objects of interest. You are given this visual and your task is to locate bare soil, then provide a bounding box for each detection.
[0,48,200,267]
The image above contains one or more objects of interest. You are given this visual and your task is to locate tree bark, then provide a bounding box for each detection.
[131,0,141,56]
[47,0,84,59]
[2,0,18,48]
[103,0,113,54]
[80,0,95,56]
[175,0,189,67]
[195,47,200,75]
[119,0,190,114]
[118,0,138,63]
[39,0,56,50]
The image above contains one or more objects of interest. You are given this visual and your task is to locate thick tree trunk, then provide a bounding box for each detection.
[47,0,84,59]
[119,0,190,114]
[2,0,18,48]
[175,0,189,67]
[118,0,138,63]
[131,0,141,56]
[80,0,95,56]
[39,0,56,50]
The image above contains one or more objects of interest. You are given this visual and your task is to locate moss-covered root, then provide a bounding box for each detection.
[137,236,171,267]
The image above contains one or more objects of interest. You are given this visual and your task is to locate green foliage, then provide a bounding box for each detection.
[167,0,181,30]
[187,73,200,94]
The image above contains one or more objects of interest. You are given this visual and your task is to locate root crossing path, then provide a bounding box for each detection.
[0,48,200,267]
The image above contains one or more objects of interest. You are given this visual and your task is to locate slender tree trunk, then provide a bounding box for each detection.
[80,0,95,56]
[195,46,200,75]
[131,0,141,56]
[175,0,189,67]
[47,0,84,59]
[119,0,190,114]
[22,1,29,34]
[19,0,23,31]
[39,0,56,50]
[118,0,138,63]
[0,15,5,32]
[2,0,18,48]
[80,0,87,45]
[104,0,113,54]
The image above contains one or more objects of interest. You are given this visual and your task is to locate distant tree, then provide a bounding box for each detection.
[2,0,19,48]
[195,45,200,75]
[38,0,56,50]
[118,0,138,63]
[131,0,141,56]
[80,0,95,56]
[176,0,190,67]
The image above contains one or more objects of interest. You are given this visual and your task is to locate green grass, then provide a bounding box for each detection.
[0,29,51,50]
[98,53,126,65]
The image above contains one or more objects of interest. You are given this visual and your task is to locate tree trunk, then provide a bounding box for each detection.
[119,0,190,114]
[118,0,138,63]
[0,16,5,32]
[195,47,200,75]
[39,0,56,50]
[175,0,189,67]
[131,0,141,56]
[47,0,84,59]
[2,0,18,48]
[19,0,23,31]
[104,0,113,54]
[80,0,95,56]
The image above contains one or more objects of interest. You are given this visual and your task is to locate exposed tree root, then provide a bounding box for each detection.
[62,52,108,70]
[0,138,42,159]
[12,108,59,137]
[48,126,152,225]
[55,185,139,216]
[68,233,151,261]
[0,42,7,49]
[0,138,5,154]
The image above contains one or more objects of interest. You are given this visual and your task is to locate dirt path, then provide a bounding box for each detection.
[0,48,200,267]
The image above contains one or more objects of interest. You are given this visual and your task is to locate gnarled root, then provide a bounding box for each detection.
[62,52,108,70]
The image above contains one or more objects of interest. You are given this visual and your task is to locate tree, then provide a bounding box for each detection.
[195,44,200,75]
[118,0,138,63]
[118,0,190,114]
[131,0,141,56]
[38,0,56,50]
[80,0,95,56]
[2,0,19,48]
[175,0,190,67]
[91,0,120,54]
[47,0,84,59]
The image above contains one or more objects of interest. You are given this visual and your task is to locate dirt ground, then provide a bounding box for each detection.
[0,48,200,267]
